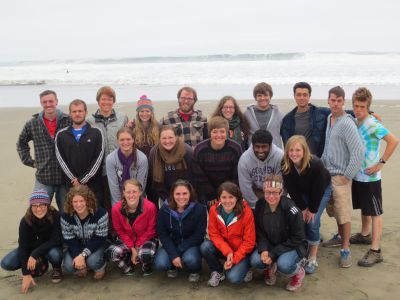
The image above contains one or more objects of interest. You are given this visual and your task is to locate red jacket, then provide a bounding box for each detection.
[208,200,256,265]
[112,197,157,249]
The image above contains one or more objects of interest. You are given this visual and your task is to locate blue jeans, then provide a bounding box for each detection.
[34,179,67,213]
[154,246,202,273]
[250,249,301,276]
[1,247,63,272]
[63,245,107,273]
[302,184,332,245]
[200,240,251,284]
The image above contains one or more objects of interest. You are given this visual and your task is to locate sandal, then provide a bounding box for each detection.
[93,271,105,280]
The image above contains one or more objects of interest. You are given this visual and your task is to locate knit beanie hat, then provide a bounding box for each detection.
[29,189,50,206]
[136,95,153,112]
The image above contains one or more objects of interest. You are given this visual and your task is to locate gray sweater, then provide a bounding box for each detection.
[105,148,148,206]
[321,114,365,179]
[244,104,284,149]
[238,143,283,209]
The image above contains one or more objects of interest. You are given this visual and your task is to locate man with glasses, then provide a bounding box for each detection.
[160,86,207,147]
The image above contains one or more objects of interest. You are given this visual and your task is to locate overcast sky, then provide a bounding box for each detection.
[1,0,399,62]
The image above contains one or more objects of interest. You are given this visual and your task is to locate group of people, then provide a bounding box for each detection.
[1,82,397,294]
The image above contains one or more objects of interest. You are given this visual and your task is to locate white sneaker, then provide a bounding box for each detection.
[207,271,225,287]
[188,273,200,283]
[243,270,253,283]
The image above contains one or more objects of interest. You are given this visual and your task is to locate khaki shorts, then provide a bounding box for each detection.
[326,175,352,225]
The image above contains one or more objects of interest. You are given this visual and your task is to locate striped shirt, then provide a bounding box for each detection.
[321,113,365,179]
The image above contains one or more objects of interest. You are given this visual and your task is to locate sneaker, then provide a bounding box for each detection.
[263,263,277,286]
[243,270,253,283]
[286,266,305,292]
[51,268,63,283]
[142,265,153,277]
[304,258,318,274]
[358,249,383,267]
[322,233,342,248]
[207,271,225,287]
[188,273,200,283]
[124,266,135,276]
[167,268,178,278]
[350,233,372,245]
[339,249,352,268]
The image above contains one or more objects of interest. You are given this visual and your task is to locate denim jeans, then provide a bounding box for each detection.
[154,246,202,273]
[200,240,251,284]
[63,245,107,273]
[250,249,301,276]
[34,179,67,213]
[1,247,63,271]
[302,184,332,245]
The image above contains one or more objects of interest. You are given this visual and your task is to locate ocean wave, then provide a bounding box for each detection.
[0,80,46,86]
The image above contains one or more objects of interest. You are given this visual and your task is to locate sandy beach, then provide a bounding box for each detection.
[0,99,399,300]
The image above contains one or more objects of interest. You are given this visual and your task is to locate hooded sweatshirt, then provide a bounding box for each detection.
[238,143,283,209]
[244,104,284,149]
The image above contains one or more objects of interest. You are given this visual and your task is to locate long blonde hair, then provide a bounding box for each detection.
[134,110,159,147]
[282,135,312,175]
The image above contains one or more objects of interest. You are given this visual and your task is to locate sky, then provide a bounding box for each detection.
[1,0,399,62]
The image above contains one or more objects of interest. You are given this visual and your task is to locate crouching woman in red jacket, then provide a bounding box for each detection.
[201,181,255,287]
[106,179,157,275]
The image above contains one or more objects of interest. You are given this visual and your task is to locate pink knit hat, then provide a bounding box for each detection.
[136,95,153,112]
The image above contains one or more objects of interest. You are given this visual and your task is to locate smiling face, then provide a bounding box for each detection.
[123,182,142,210]
[173,185,191,211]
[40,94,58,116]
[210,127,227,150]
[98,94,114,116]
[72,195,88,218]
[219,190,238,214]
[178,90,195,113]
[264,186,282,209]
[221,99,235,120]
[288,142,304,167]
[255,93,271,110]
[138,108,152,123]
[117,131,134,153]
[31,204,49,219]
[160,129,177,151]
[294,88,310,111]
[253,143,270,161]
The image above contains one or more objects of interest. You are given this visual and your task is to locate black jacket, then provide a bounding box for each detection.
[18,210,62,275]
[254,196,308,262]
[55,123,104,185]
[282,155,331,213]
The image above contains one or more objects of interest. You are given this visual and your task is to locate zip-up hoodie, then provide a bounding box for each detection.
[244,104,284,148]
[238,144,283,209]
[111,197,157,249]
[157,201,207,261]
[208,200,256,265]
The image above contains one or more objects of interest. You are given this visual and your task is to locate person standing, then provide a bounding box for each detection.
[350,87,398,267]
[17,90,71,211]
[55,99,105,207]
[321,86,365,268]
[160,86,207,147]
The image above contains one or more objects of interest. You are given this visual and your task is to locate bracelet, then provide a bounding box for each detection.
[379,158,386,164]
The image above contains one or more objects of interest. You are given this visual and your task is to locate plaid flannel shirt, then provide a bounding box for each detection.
[17,110,71,185]
[160,109,207,147]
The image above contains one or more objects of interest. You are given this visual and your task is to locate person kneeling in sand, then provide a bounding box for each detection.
[250,175,308,292]
[0,189,63,293]
[106,179,157,276]
[61,185,108,280]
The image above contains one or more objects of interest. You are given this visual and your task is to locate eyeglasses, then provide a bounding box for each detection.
[222,106,235,111]
[31,203,48,209]
[264,191,280,197]
[179,97,194,102]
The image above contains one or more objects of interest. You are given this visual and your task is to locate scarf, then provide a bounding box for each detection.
[228,115,243,143]
[152,139,187,183]
[117,148,136,185]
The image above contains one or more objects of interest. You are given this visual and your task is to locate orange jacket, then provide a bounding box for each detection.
[208,200,256,265]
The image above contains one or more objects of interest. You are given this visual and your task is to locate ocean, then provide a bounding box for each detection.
[0,52,399,107]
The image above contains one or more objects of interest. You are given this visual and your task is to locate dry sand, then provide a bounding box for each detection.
[0,99,399,299]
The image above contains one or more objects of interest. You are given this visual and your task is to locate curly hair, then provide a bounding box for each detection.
[64,185,98,215]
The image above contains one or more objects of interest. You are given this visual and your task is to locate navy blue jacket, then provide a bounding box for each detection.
[157,201,207,260]
[280,104,330,157]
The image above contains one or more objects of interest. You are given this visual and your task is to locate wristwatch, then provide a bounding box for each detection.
[379,158,386,164]
[81,252,88,258]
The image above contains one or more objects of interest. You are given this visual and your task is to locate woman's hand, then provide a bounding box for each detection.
[27,256,37,271]
[302,208,315,224]
[224,253,233,270]
[172,257,183,268]
[73,254,86,270]
[21,275,36,294]
[131,248,139,265]
[261,251,272,265]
